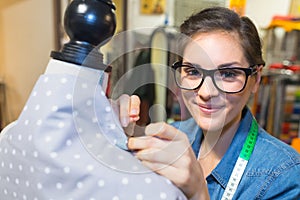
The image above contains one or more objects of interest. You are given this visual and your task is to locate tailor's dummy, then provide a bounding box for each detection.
[0,1,186,199]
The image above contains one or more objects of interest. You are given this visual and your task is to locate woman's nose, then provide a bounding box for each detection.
[197,77,219,99]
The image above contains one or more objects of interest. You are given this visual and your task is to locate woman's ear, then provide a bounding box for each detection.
[251,65,263,94]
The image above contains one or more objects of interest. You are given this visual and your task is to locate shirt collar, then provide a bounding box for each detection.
[210,108,253,188]
[185,108,253,187]
[171,118,202,157]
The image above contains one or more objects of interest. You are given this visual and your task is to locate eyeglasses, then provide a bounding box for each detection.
[172,61,258,94]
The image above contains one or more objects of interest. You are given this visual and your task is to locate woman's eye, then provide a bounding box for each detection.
[221,70,236,78]
[219,69,241,79]
[184,67,200,76]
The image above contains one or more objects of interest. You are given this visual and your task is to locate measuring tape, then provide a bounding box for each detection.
[221,119,258,200]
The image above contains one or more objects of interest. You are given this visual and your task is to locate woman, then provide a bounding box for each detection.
[119,7,300,199]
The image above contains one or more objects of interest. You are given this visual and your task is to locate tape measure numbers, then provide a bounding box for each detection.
[221,119,258,200]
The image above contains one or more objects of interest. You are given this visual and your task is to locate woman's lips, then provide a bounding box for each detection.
[197,103,224,114]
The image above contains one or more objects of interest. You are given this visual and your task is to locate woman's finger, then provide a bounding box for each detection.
[145,122,188,141]
[118,94,131,127]
[129,95,141,119]
[128,136,166,150]
[140,159,176,174]
[128,135,191,167]
[118,94,141,127]
[135,146,186,165]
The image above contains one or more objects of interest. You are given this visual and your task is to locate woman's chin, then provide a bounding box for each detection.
[195,114,226,133]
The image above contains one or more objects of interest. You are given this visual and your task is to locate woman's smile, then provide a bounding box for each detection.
[196,102,225,115]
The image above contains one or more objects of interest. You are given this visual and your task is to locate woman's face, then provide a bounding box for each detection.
[181,31,260,133]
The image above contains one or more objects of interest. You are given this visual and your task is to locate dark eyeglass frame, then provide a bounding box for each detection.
[172,61,259,94]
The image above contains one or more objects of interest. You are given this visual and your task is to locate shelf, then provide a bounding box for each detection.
[267,16,300,32]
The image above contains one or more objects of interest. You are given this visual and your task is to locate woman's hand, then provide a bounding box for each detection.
[110,94,141,136]
[128,122,209,199]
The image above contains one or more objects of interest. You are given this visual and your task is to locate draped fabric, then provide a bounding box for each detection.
[0,59,186,200]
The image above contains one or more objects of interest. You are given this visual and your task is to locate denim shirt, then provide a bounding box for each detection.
[172,108,300,199]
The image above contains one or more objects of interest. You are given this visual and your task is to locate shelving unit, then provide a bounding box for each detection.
[251,16,300,146]
[253,71,300,144]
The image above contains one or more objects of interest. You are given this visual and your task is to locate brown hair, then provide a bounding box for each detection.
[179,6,265,66]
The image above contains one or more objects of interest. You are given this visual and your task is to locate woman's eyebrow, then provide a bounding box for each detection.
[217,62,241,69]
[182,61,193,65]
[182,61,201,68]
[182,61,242,69]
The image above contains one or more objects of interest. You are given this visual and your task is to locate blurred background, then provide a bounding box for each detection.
[0,0,299,150]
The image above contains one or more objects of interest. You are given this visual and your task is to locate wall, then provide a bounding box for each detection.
[245,0,291,28]
[127,0,175,32]
[0,0,54,123]
[114,0,124,33]
[0,0,126,125]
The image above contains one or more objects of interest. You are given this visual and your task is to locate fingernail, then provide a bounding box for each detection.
[130,109,138,115]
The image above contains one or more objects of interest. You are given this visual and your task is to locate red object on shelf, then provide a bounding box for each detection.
[269,63,300,72]
[272,15,300,21]
[282,122,290,134]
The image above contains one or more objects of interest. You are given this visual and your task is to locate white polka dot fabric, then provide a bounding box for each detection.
[0,59,187,200]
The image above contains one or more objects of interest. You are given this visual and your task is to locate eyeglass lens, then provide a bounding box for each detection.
[175,66,248,93]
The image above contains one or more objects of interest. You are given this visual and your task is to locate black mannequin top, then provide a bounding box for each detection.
[51,0,116,70]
